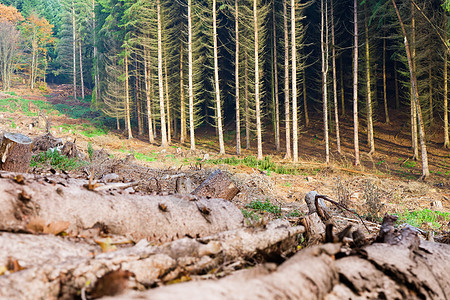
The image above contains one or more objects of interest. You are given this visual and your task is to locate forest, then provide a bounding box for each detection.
[1,0,450,180]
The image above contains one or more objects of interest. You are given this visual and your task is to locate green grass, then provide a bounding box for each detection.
[207,156,301,175]
[133,152,157,162]
[241,209,260,222]
[396,209,450,230]
[246,198,281,215]
[31,149,87,171]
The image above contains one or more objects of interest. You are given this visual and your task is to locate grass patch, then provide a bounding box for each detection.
[133,152,157,162]
[207,156,300,175]
[31,149,87,171]
[246,198,281,215]
[396,209,450,230]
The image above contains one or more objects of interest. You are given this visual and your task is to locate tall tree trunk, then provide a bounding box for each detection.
[395,60,399,109]
[93,0,99,103]
[245,51,250,150]
[365,5,374,155]
[79,39,85,100]
[321,0,329,164]
[284,0,291,159]
[164,51,171,145]
[180,44,186,144]
[213,0,225,155]
[411,3,419,160]
[273,2,280,152]
[235,0,241,155]
[353,0,360,166]
[340,56,345,115]
[124,53,132,140]
[255,0,263,160]
[72,1,77,99]
[144,45,154,144]
[303,59,309,127]
[136,55,143,136]
[383,35,389,123]
[428,62,433,124]
[157,0,167,147]
[392,0,429,180]
[331,0,340,154]
[188,0,195,150]
[445,49,449,148]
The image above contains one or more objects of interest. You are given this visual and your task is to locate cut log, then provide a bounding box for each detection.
[0,220,305,299]
[305,191,329,215]
[102,239,450,300]
[192,169,239,200]
[0,172,244,241]
[0,132,32,173]
[301,212,326,240]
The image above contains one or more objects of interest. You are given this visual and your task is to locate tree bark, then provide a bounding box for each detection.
[235,0,241,155]
[79,38,85,100]
[72,0,77,99]
[383,34,390,124]
[283,0,291,159]
[191,169,239,201]
[291,0,298,163]
[331,0,340,154]
[321,0,329,164]
[180,44,186,144]
[445,49,449,148]
[273,2,280,152]
[353,0,360,166]
[124,53,133,140]
[164,50,171,145]
[188,0,195,150]
[144,45,154,144]
[213,0,225,155]
[254,0,263,160]
[392,0,429,180]
[365,5,374,155]
[157,0,167,148]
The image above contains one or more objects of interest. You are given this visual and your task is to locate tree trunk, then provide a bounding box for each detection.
[188,0,195,150]
[192,169,239,201]
[353,0,360,166]
[93,0,99,103]
[291,0,297,163]
[144,45,154,144]
[395,60,399,109]
[303,59,309,127]
[180,44,186,144]
[125,53,133,140]
[411,3,419,160]
[331,0,341,154]
[254,0,262,160]
[0,133,32,173]
[245,51,250,150]
[213,0,225,155]
[340,56,345,115]
[284,0,291,159]
[383,35,390,124]
[445,49,449,148]
[136,56,143,136]
[164,51,171,145]
[72,0,77,99]
[79,38,85,100]
[235,0,241,156]
[365,5,374,155]
[392,0,429,180]
[429,62,433,124]
[273,2,280,152]
[157,0,167,148]
[321,0,329,164]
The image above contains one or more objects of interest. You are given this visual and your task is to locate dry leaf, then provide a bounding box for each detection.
[43,220,70,235]
[95,238,117,252]
[26,217,46,233]
[0,265,7,276]
[90,270,134,298]
[7,257,25,273]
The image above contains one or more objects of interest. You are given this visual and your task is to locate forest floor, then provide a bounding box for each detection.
[1,84,450,232]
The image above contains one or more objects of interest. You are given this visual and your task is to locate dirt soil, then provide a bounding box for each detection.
[1,86,450,228]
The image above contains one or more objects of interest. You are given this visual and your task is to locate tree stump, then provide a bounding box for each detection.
[192,169,239,201]
[0,132,32,173]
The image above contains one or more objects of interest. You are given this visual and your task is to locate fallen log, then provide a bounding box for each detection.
[0,220,305,299]
[0,172,244,241]
[103,238,450,300]
[0,132,32,173]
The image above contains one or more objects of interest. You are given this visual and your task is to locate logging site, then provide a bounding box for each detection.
[0,0,450,299]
